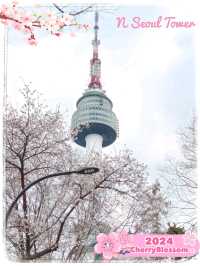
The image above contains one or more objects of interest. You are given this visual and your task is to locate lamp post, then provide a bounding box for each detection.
[6,167,99,226]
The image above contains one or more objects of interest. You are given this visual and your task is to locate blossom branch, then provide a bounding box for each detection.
[0,1,90,45]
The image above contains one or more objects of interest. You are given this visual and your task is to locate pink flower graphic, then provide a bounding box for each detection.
[95,233,121,260]
[184,231,197,247]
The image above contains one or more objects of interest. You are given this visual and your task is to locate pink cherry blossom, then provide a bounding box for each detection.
[46,12,57,21]
[12,21,21,30]
[18,10,27,20]
[0,2,90,45]
[39,19,47,27]
[11,8,18,17]
[54,32,61,37]
[21,15,31,23]
[0,18,9,25]
[23,26,31,34]
[57,19,65,27]
[69,32,76,37]
[94,233,121,260]
[83,24,90,30]
[12,1,19,7]
[27,37,37,46]
[1,4,9,13]
[63,14,73,22]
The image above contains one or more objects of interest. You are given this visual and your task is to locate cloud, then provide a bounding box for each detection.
[101,28,185,163]
[7,32,90,110]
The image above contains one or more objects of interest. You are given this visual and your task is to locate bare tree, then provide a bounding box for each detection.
[160,117,197,230]
[134,180,169,234]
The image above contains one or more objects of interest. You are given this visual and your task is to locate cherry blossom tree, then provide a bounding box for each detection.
[5,85,169,262]
[5,82,72,259]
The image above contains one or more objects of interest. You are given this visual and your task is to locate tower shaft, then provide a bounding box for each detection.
[85,133,103,155]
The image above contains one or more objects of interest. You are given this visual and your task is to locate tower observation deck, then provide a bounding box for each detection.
[71,11,119,154]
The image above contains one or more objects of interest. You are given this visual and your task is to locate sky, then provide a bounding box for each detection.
[5,3,197,179]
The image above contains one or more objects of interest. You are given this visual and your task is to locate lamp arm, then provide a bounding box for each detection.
[6,171,76,226]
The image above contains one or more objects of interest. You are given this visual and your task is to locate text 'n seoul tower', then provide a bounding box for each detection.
[71,11,119,156]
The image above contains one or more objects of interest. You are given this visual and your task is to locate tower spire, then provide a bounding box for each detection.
[71,10,119,155]
[88,11,102,89]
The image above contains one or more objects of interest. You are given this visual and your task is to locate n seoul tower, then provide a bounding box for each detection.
[71,11,119,155]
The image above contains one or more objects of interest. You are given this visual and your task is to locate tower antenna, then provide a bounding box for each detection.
[88,10,102,89]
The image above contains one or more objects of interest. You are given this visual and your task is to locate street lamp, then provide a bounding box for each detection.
[6,167,99,226]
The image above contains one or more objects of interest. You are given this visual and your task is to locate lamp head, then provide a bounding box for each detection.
[76,167,99,175]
